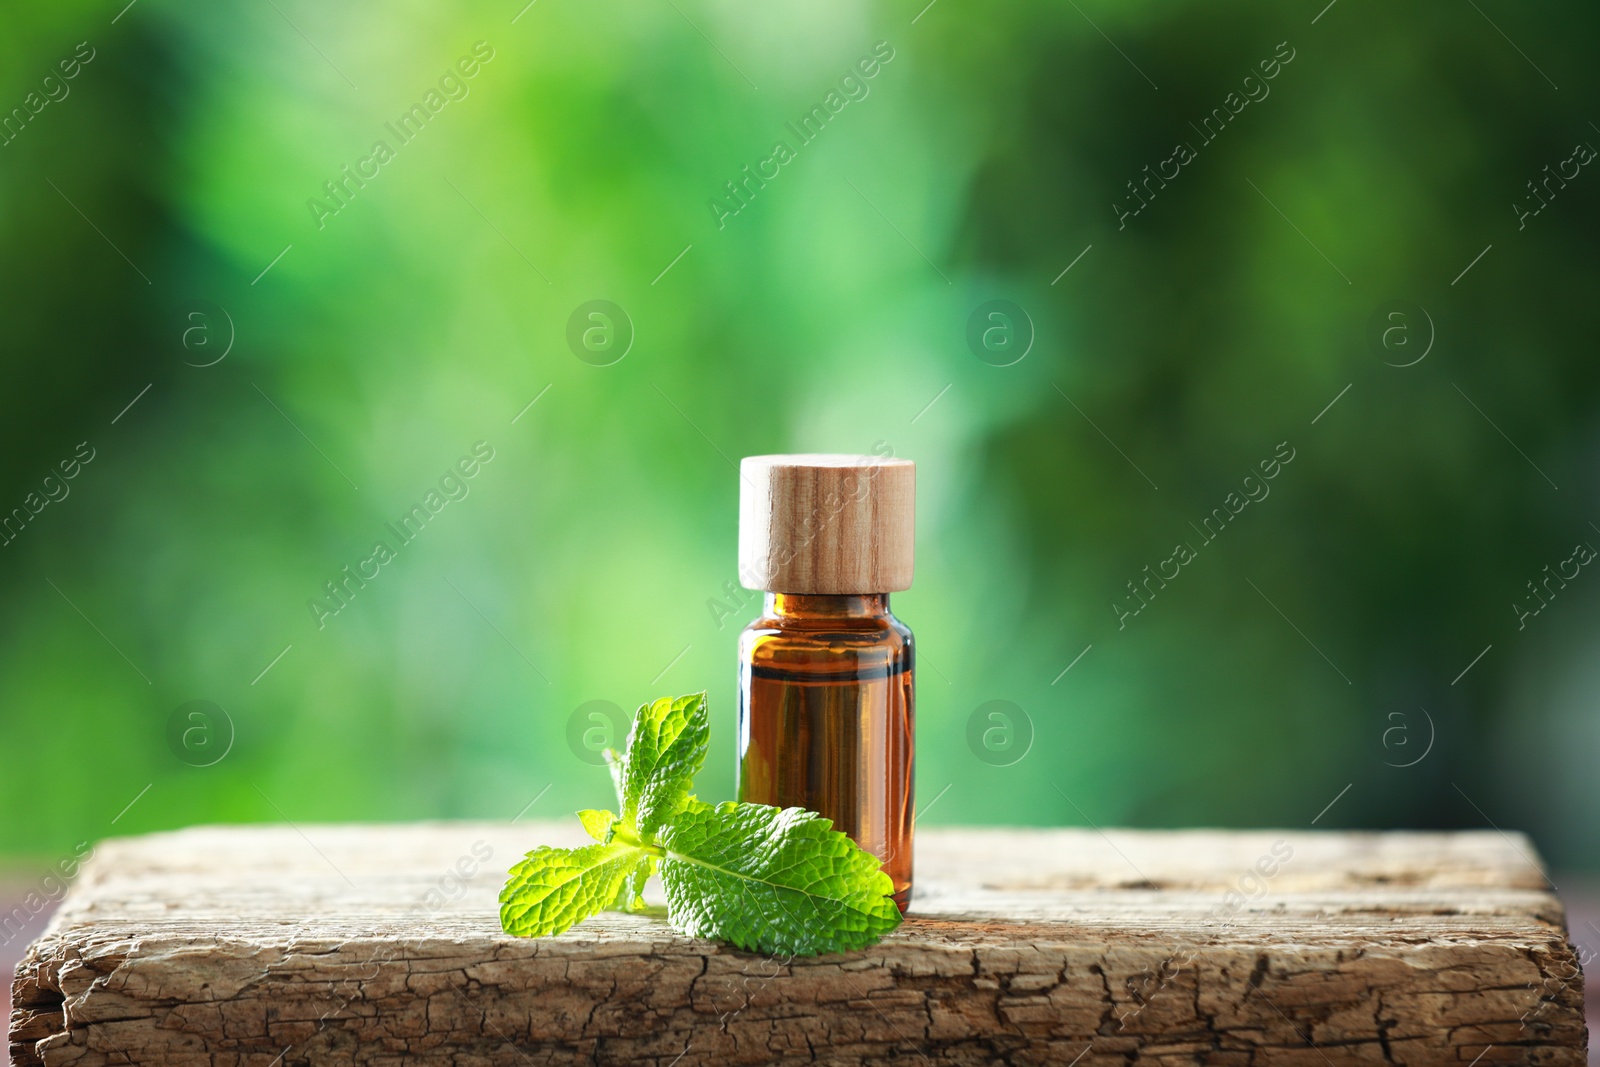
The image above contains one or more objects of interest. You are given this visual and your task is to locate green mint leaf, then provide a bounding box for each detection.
[619,691,709,838]
[499,842,648,938]
[611,853,657,912]
[577,809,617,843]
[656,799,902,955]
[573,810,654,910]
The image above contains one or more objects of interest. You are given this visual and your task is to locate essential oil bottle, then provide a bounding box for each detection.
[735,454,916,911]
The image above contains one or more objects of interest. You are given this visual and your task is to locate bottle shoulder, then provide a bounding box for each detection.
[738,610,913,667]
[738,610,912,640]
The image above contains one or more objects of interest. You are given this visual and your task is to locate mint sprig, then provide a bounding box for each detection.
[499,690,902,955]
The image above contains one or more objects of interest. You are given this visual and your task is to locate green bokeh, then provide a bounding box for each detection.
[2,0,1597,871]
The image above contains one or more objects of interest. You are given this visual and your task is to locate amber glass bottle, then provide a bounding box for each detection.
[735,455,916,911]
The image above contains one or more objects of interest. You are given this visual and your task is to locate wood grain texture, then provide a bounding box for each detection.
[9,823,1586,1066]
[739,454,915,593]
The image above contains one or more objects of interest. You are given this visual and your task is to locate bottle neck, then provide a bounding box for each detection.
[764,592,890,620]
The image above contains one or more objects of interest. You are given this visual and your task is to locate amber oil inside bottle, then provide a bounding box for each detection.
[736,592,915,911]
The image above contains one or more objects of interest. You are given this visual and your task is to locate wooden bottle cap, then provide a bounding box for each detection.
[739,454,915,593]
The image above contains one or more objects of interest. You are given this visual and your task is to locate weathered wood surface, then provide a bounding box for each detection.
[9,823,1586,1066]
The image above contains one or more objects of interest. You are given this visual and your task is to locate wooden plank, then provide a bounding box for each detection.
[8,823,1586,1066]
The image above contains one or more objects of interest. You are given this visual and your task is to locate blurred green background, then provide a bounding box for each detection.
[2,0,1597,874]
